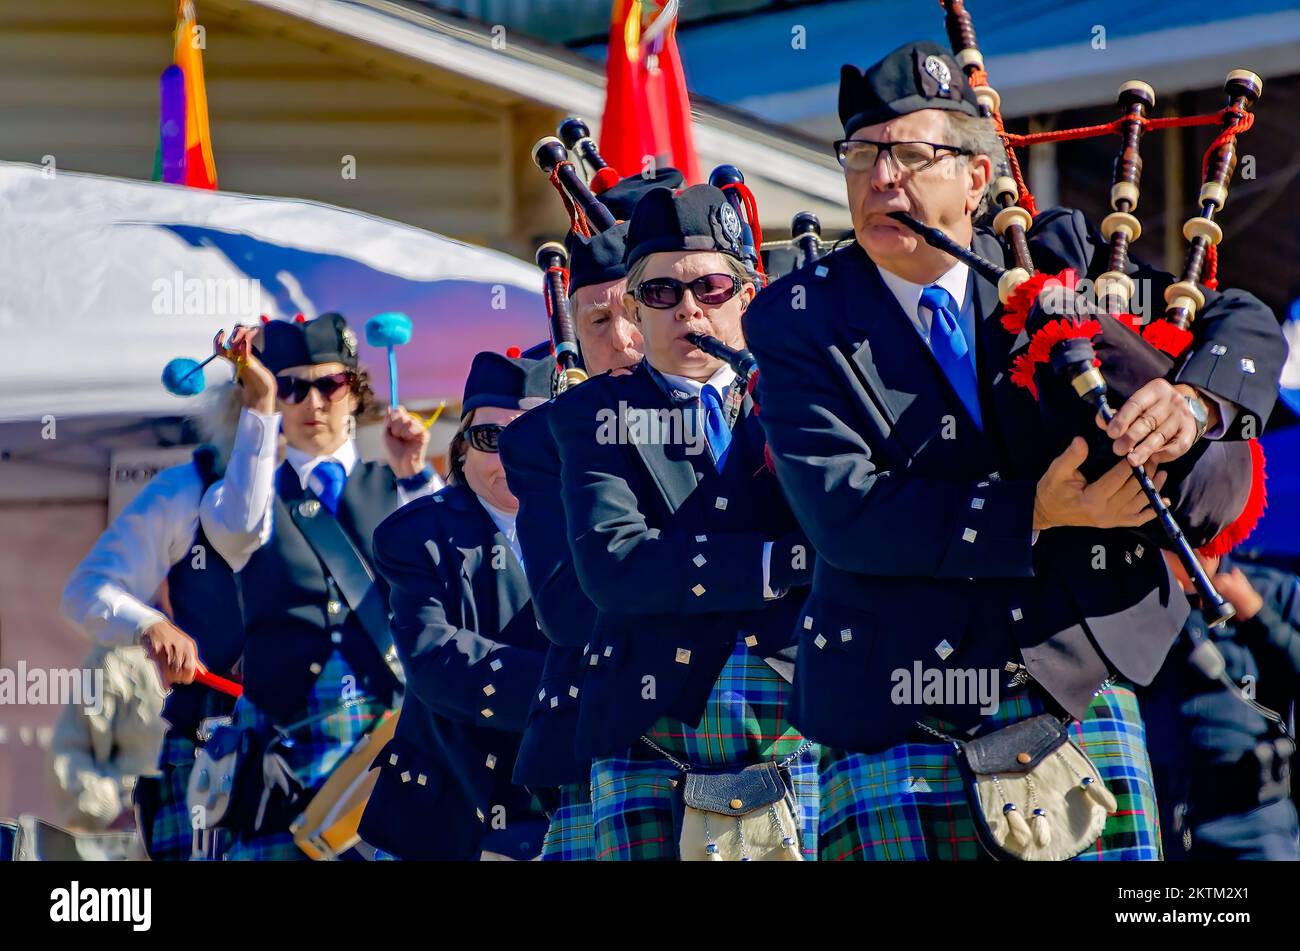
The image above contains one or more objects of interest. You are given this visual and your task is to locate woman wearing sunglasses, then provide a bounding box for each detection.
[198,312,441,860]
[547,184,820,860]
[362,350,555,860]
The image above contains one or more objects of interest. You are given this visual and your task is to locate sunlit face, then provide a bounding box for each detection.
[623,251,755,381]
[276,362,357,455]
[572,277,642,376]
[843,109,990,279]
[461,405,525,514]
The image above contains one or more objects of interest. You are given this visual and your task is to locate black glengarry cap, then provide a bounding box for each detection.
[256,312,359,374]
[461,351,552,418]
[839,40,980,139]
[624,184,746,270]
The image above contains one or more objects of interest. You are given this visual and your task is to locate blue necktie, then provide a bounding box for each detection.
[919,285,982,430]
[700,384,733,469]
[310,460,346,516]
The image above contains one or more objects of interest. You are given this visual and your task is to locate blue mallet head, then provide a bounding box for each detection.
[365,312,413,348]
[162,356,207,397]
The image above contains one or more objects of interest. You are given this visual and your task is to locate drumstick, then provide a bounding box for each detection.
[195,668,243,697]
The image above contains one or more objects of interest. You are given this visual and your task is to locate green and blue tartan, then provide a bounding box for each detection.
[146,732,231,861]
[590,640,820,861]
[818,681,1161,861]
[540,782,595,861]
[225,650,388,862]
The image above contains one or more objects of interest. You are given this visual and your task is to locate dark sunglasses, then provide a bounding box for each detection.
[465,423,505,453]
[634,274,740,309]
[275,371,352,405]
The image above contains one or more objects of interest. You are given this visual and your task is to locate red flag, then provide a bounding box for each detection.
[599,1,700,185]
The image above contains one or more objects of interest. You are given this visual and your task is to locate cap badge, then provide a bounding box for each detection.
[298,500,321,518]
[924,55,952,94]
[341,326,358,359]
[719,202,743,244]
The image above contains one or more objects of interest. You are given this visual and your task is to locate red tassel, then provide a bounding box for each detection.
[1025,318,1101,365]
[259,314,270,324]
[1199,440,1268,557]
[505,346,522,358]
[1009,352,1039,398]
[1001,270,1078,335]
[1141,320,1194,358]
[589,166,622,196]
[293,312,306,323]
[1007,318,1099,399]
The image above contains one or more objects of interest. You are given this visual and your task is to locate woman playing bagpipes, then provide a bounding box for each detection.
[547,184,821,860]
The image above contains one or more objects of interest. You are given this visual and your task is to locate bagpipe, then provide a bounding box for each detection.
[535,240,588,393]
[896,0,1270,625]
[530,119,822,421]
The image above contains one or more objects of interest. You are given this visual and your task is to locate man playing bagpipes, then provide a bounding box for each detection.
[547,184,819,860]
[362,352,555,860]
[198,314,438,860]
[501,165,682,861]
[61,381,243,860]
[742,38,1286,861]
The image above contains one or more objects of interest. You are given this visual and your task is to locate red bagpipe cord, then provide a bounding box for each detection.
[718,181,767,280]
[549,162,593,237]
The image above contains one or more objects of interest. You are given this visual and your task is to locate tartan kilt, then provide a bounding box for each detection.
[225,649,389,862]
[590,640,821,861]
[819,681,1161,861]
[540,782,595,862]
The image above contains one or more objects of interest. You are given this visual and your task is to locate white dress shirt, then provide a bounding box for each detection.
[61,462,206,647]
[478,496,524,569]
[659,362,782,598]
[877,259,976,370]
[200,407,442,572]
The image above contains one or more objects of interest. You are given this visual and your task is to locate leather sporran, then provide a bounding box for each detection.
[677,761,804,861]
[645,735,808,861]
[936,713,1117,861]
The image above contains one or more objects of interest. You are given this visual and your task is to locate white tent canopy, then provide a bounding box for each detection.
[0,161,545,421]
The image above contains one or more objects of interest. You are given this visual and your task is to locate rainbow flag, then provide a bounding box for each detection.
[153,1,217,188]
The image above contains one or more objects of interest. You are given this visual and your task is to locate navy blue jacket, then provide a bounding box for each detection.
[364,483,549,859]
[499,400,594,788]
[549,362,807,759]
[743,207,1285,754]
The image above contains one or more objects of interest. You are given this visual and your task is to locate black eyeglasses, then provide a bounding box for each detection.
[465,423,505,453]
[275,371,352,405]
[634,274,741,309]
[833,139,971,174]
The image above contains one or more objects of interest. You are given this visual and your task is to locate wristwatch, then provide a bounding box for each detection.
[1184,392,1210,441]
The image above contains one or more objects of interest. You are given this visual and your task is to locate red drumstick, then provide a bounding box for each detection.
[194,668,243,697]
